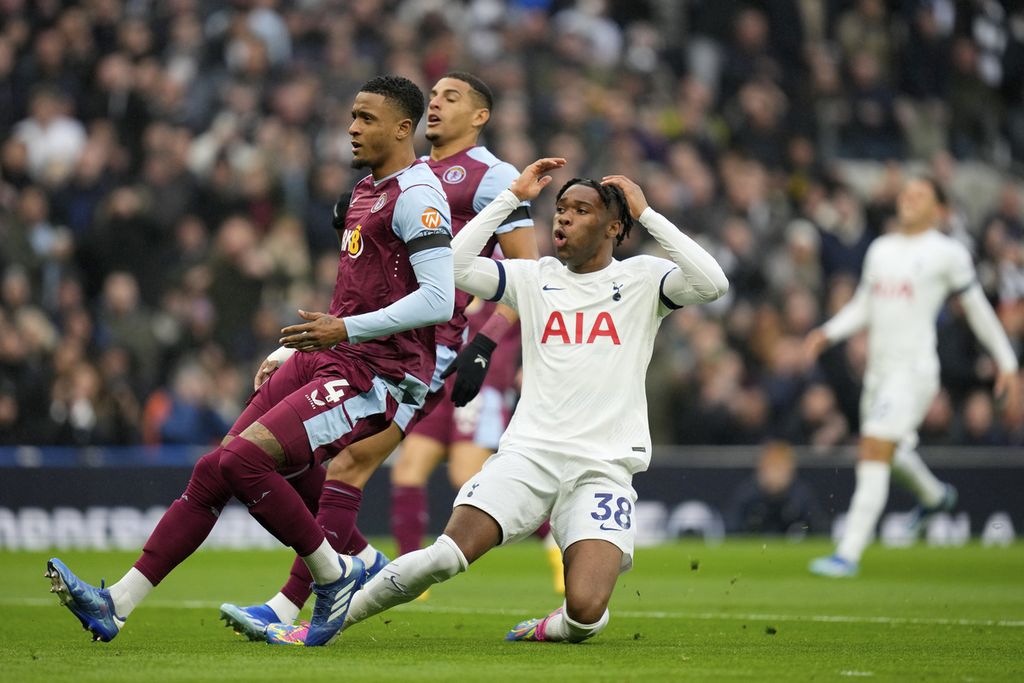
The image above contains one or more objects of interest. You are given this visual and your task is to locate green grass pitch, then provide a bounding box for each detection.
[2,539,1022,681]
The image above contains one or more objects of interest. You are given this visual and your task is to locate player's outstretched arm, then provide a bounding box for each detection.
[453,158,566,299]
[801,328,830,368]
[958,283,1021,419]
[601,174,728,305]
[818,279,870,346]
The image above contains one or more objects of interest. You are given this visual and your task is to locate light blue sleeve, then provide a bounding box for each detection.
[343,247,455,343]
[474,162,532,235]
[392,183,452,243]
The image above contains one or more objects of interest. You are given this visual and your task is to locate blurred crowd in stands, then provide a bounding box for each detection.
[2,0,1024,450]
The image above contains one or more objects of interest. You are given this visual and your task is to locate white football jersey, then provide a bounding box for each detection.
[494,254,679,473]
[826,229,975,376]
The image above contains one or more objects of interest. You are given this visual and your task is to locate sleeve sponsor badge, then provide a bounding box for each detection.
[421,207,443,229]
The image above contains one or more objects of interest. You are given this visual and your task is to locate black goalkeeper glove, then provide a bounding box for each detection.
[332,192,352,230]
[440,333,498,407]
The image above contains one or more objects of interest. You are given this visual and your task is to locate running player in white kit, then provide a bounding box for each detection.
[805,177,1020,577]
[264,157,728,645]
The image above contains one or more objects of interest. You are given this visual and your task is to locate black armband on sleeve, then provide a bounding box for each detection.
[498,205,531,227]
[407,232,452,254]
[659,270,685,310]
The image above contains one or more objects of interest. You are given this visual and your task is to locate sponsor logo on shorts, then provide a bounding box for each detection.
[306,389,326,409]
[443,165,466,184]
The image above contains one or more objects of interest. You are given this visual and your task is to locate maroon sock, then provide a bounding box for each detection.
[275,466,326,609]
[534,519,551,540]
[218,438,324,556]
[278,478,364,608]
[318,480,363,549]
[344,527,369,556]
[133,450,232,585]
[281,556,314,609]
[391,485,428,556]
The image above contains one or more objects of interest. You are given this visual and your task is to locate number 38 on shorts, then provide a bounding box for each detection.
[591,493,633,530]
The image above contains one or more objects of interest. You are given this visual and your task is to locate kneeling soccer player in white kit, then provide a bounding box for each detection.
[804,177,1021,578]
[265,157,728,645]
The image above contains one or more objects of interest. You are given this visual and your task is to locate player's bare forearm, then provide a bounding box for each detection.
[802,328,830,367]
[509,158,566,201]
[496,226,540,260]
[995,370,1022,424]
[280,310,348,351]
[493,303,518,326]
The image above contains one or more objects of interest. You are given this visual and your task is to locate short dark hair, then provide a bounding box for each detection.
[555,178,634,246]
[917,175,948,207]
[443,71,494,110]
[359,75,425,126]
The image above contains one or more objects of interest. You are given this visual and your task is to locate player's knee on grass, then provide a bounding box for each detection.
[565,590,612,627]
[559,607,610,643]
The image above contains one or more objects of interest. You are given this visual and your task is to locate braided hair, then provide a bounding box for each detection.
[555,178,634,245]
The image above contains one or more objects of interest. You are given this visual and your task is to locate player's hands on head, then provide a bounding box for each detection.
[601,175,649,220]
[510,158,566,202]
[280,310,348,352]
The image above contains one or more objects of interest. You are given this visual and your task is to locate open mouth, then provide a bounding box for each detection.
[351,141,362,154]
[427,114,441,126]
[553,228,568,248]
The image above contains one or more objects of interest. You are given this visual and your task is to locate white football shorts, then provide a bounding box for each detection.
[860,367,939,446]
[452,447,637,572]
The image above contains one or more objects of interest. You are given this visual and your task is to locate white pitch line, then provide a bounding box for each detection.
[10,597,1023,628]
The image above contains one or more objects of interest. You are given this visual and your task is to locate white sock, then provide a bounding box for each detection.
[836,461,891,563]
[266,592,300,624]
[302,538,343,585]
[344,534,468,629]
[355,542,381,565]
[108,567,153,618]
[891,446,945,507]
[543,602,610,643]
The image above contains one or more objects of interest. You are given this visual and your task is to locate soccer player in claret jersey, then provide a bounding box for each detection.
[805,178,1021,578]
[218,72,548,639]
[265,158,728,645]
[44,75,455,646]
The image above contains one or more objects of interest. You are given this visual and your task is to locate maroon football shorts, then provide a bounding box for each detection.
[228,350,399,471]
